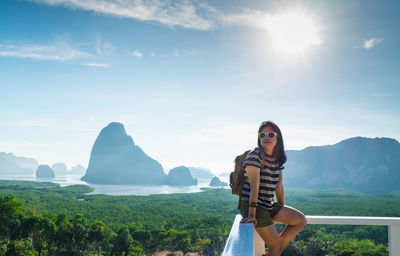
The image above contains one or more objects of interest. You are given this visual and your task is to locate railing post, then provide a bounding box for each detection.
[254,229,265,256]
[222,215,254,256]
[388,224,400,256]
[225,215,400,256]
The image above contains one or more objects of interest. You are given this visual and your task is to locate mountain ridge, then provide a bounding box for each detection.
[284,136,400,193]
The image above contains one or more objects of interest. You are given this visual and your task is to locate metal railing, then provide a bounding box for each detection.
[222,215,400,256]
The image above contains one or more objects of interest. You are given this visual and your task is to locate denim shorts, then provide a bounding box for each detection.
[239,200,283,227]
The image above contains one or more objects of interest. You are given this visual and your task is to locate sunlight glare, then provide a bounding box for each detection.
[266,12,321,56]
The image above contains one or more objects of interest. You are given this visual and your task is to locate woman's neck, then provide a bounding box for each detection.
[263,147,274,156]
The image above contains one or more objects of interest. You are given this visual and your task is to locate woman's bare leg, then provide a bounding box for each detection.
[255,225,283,256]
[273,205,307,249]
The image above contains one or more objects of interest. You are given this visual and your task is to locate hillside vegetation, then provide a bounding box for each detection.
[1,180,399,255]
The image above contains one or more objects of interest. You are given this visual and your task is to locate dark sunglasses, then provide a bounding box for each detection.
[259,131,278,139]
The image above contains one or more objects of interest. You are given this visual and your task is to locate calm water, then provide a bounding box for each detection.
[0,175,229,196]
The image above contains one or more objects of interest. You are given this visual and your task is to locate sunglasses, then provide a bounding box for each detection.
[259,132,278,139]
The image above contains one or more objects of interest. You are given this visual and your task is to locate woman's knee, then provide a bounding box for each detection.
[297,213,307,228]
[268,239,283,253]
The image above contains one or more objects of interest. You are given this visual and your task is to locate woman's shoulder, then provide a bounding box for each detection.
[245,148,261,160]
[248,147,261,156]
[243,148,262,168]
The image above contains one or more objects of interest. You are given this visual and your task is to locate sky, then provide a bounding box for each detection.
[1,0,399,175]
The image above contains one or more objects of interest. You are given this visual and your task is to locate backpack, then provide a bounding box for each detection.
[229,150,251,196]
[229,149,264,209]
[229,150,251,209]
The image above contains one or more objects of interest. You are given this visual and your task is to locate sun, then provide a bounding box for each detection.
[265,12,321,56]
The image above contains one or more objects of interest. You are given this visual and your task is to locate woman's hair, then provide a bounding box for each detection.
[257,121,287,166]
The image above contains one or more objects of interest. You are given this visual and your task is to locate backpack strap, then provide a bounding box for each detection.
[237,149,265,210]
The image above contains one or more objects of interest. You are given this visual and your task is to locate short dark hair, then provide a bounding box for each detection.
[257,121,287,166]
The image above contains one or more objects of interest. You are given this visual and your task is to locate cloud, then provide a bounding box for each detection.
[139,121,257,174]
[363,37,383,49]
[280,124,364,150]
[174,122,257,149]
[0,120,56,127]
[0,38,111,66]
[372,92,392,97]
[222,9,271,29]
[70,127,99,133]
[159,49,199,58]
[160,49,180,58]
[0,41,90,61]
[29,0,217,30]
[81,62,109,67]
[27,0,320,35]
[130,49,143,58]
[95,36,114,55]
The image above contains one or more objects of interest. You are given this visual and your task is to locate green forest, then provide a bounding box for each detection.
[0,180,399,255]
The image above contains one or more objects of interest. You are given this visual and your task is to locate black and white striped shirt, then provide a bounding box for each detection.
[241,147,284,210]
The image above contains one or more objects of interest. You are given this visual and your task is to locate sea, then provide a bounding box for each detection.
[0,174,230,196]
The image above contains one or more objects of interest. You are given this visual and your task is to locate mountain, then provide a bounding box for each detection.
[81,122,166,185]
[68,164,86,176]
[164,166,198,186]
[0,152,38,171]
[0,153,35,175]
[36,165,55,178]
[52,163,67,176]
[209,176,228,187]
[188,167,214,179]
[284,137,400,194]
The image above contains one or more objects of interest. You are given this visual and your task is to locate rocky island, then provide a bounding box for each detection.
[81,122,166,185]
[209,176,228,187]
[36,165,55,178]
[164,166,198,186]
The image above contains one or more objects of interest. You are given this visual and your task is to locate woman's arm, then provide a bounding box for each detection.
[275,170,285,205]
[245,165,260,217]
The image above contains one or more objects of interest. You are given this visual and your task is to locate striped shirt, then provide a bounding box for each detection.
[241,147,284,210]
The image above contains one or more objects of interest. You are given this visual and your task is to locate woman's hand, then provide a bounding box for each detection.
[240,216,257,227]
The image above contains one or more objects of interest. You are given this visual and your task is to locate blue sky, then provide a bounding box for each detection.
[1,0,399,174]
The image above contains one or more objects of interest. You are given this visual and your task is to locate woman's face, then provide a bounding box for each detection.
[260,126,277,152]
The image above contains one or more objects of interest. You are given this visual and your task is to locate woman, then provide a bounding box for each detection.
[240,121,306,256]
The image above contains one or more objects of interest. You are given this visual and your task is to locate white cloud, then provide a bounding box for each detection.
[131,49,143,58]
[81,62,109,67]
[372,92,392,97]
[280,124,365,151]
[95,36,114,55]
[26,0,325,38]
[70,127,99,133]
[159,49,198,58]
[29,0,217,30]
[222,9,271,29]
[175,123,256,146]
[0,42,90,61]
[27,0,280,32]
[0,39,112,66]
[146,122,258,174]
[363,37,383,49]
[0,120,56,127]
[160,49,179,58]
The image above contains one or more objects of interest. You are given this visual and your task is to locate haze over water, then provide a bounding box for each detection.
[0,175,229,196]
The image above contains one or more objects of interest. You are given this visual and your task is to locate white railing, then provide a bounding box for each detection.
[222,215,400,256]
